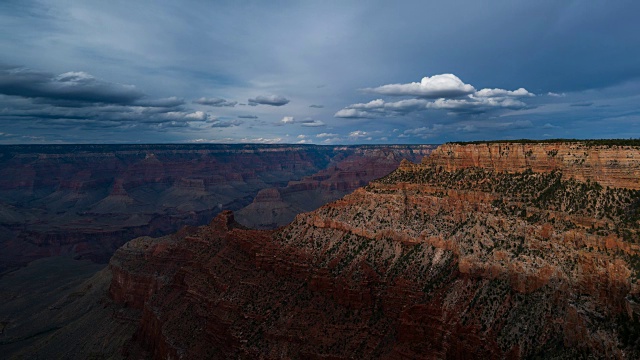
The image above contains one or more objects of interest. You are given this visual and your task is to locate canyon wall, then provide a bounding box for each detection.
[235,146,430,229]
[105,141,640,359]
[0,144,433,273]
[427,142,640,189]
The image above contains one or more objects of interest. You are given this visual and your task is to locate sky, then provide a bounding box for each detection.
[1,0,640,145]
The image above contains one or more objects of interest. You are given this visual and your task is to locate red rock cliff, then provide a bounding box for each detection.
[107,141,640,359]
[427,142,640,189]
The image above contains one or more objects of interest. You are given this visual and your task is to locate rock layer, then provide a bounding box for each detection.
[0,144,433,273]
[427,142,640,189]
[235,146,432,229]
[105,141,640,359]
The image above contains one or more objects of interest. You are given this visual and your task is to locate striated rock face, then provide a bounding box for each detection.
[235,146,434,229]
[0,144,432,273]
[428,142,640,189]
[106,141,640,359]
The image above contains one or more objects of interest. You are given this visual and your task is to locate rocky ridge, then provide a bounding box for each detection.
[0,144,433,273]
[100,141,640,358]
[235,146,430,229]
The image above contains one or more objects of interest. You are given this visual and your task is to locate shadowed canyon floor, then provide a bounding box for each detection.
[4,141,640,359]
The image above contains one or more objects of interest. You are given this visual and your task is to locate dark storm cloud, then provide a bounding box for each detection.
[247,95,290,106]
[0,65,144,105]
[0,66,221,135]
[2,2,640,143]
[309,104,324,108]
[193,97,237,107]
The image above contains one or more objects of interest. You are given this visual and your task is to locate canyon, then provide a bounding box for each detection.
[4,140,640,359]
[0,144,433,274]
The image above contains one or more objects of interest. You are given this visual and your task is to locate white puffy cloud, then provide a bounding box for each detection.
[347,99,385,110]
[337,74,533,118]
[364,74,475,98]
[335,95,526,118]
[316,132,338,138]
[334,108,372,118]
[281,116,295,124]
[475,87,534,98]
[184,111,209,121]
[348,130,369,138]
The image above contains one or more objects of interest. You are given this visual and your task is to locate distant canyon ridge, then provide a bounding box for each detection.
[0,144,435,274]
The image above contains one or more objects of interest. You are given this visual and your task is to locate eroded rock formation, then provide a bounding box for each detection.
[235,146,431,229]
[0,144,433,273]
[105,141,640,359]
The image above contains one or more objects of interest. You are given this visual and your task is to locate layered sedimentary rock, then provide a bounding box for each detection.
[0,144,432,273]
[106,141,640,359]
[428,141,640,189]
[235,146,433,229]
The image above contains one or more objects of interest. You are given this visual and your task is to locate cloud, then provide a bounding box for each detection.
[334,108,373,118]
[248,95,290,106]
[316,132,338,138]
[309,104,324,108]
[346,99,386,110]
[475,88,534,98]
[363,74,475,98]
[281,116,295,124]
[300,120,325,127]
[193,97,237,107]
[237,115,258,119]
[427,96,527,113]
[184,111,210,121]
[348,130,369,138]
[210,119,243,127]
[0,66,144,105]
[337,74,533,118]
[189,137,282,144]
[335,93,528,118]
[240,137,283,144]
[547,92,566,97]
[321,137,342,144]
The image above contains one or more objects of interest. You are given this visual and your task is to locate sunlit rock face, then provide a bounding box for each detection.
[107,141,640,359]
